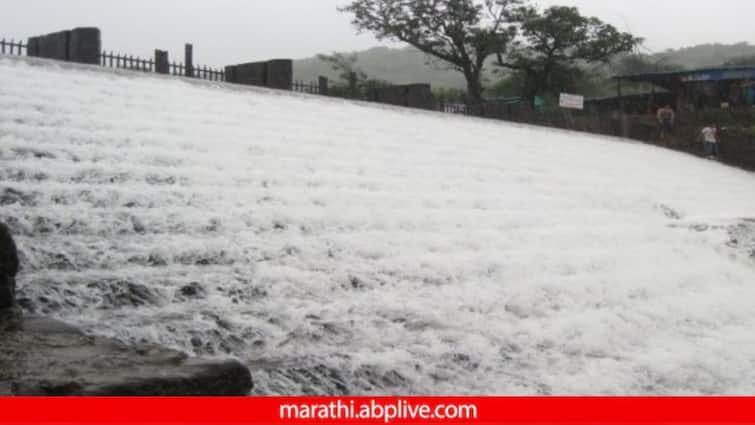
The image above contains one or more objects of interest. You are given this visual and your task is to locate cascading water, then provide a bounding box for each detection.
[2,56,755,395]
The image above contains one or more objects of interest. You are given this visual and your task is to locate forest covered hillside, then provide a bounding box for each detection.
[294,42,755,92]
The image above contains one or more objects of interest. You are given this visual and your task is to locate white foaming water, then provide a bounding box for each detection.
[1,56,754,395]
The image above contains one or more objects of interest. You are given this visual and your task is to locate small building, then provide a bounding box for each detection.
[612,67,755,114]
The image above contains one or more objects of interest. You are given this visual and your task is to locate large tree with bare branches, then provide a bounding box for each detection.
[340,0,521,104]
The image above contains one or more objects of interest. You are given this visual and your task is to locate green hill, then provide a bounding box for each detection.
[294,46,496,90]
[293,42,755,92]
[653,42,755,68]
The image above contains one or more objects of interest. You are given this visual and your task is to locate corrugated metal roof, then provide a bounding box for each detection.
[613,67,755,84]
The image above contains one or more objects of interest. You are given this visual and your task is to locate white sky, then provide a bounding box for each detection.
[1,0,754,67]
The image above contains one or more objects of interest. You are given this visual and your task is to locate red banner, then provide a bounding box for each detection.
[0,397,754,425]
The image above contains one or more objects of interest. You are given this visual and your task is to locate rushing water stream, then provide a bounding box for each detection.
[2,57,755,395]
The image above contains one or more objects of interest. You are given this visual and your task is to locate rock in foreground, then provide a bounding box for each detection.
[0,314,253,396]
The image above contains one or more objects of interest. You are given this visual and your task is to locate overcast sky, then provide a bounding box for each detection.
[2,0,754,67]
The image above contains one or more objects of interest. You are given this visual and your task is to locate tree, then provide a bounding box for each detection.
[496,6,641,101]
[340,0,521,104]
[316,52,391,98]
[491,64,604,100]
[613,54,683,76]
[724,55,755,66]
[317,52,368,96]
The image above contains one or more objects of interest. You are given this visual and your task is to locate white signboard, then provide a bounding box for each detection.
[559,93,584,110]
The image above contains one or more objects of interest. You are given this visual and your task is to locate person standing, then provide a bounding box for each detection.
[700,124,719,158]
[657,105,676,141]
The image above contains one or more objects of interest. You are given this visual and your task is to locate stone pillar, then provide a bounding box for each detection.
[229,62,267,86]
[0,222,19,309]
[224,65,237,83]
[185,44,194,78]
[38,31,70,61]
[370,86,407,106]
[68,27,101,64]
[405,84,433,110]
[155,50,169,74]
[265,59,293,90]
[318,76,329,96]
[26,36,41,57]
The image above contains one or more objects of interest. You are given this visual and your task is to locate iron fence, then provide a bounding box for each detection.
[292,80,321,95]
[0,38,27,56]
[100,51,154,72]
[100,51,224,81]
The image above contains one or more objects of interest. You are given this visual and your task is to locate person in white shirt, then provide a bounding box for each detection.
[656,105,675,140]
[700,124,719,158]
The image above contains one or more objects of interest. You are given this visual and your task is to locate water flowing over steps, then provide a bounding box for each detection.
[2,56,755,395]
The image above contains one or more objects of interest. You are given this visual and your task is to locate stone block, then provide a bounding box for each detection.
[266,59,292,90]
[38,31,70,61]
[369,86,408,107]
[26,36,40,57]
[69,27,101,64]
[405,84,434,110]
[231,62,267,87]
[224,65,237,83]
[155,50,169,74]
[318,76,329,95]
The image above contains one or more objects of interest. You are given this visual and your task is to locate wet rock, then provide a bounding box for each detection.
[131,216,146,234]
[690,223,710,232]
[0,276,15,310]
[47,252,77,271]
[108,282,160,308]
[87,280,162,308]
[256,363,349,395]
[176,251,234,267]
[147,253,168,267]
[0,188,38,207]
[0,316,253,396]
[354,365,408,392]
[0,223,19,276]
[178,282,205,299]
[12,147,56,160]
[16,297,35,313]
[145,174,177,186]
[202,311,233,331]
[658,204,682,220]
[443,352,480,371]
[350,276,364,290]
[0,222,19,309]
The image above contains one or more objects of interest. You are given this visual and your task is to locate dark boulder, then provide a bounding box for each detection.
[87,280,163,309]
[1,316,253,396]
[0,222,19,309]
[0,276,15,310]
[177,282,205,299]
